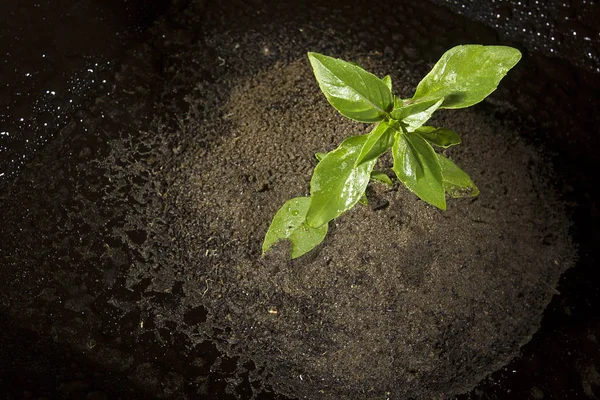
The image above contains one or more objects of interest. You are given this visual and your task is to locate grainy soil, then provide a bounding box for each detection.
[176,56,573,399]
[2,1,597,399]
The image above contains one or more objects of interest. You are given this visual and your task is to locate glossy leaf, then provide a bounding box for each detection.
[437,154,479,198]
[391,98,444,131]
[359,194,368,206]
[315,152,327,162]
[412,45,522,109]
[414,126,461,148]
[263,197,328,259]
[371,170,393,186]
[392,132,446,210]
[306,135,376,227]
[382,75,392,91]
[355,121,396,166]
[308,52,394,122]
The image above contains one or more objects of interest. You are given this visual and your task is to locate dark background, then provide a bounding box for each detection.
[1,0,599,399]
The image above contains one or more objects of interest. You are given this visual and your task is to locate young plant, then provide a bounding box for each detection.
[263,45,521,259]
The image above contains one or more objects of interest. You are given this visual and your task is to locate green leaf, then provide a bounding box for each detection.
[371,170,393,186]
[308,52,394,122]
[315,152,327,162]
[437,154,479,198]
[355,121,396,166]
[382,75,392,91]
[414,126,461,148]
[263,197,328,259]
[412,45,522,109]
[358,194,368,206]
[306,135,376,227]
[391,98,444,131]
[392,132,446,210]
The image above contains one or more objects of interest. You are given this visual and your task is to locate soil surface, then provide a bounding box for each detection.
[2,0,598,399]
[178,55,573,399]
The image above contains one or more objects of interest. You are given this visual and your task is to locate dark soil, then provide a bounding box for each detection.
[1,0,598,399]
[0,0,170,186]
[179,55,573,399]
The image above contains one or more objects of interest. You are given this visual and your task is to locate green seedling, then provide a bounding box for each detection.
[263,45,521,259]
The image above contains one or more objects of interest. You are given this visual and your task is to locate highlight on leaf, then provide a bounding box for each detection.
[306,135,377,228]
[263,45,521,259]
[392,132,446,210]
[355,121,396,167]
[411,45,522,109]
[390,98,443,131]
[308,52,394,123]
[262,197,328,259]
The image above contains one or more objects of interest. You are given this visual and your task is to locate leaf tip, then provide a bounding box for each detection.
[430,195,447,211]
[307,52,324,63]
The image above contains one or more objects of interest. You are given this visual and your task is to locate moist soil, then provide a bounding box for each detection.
[1,0,594,399]
[183,58,573,400]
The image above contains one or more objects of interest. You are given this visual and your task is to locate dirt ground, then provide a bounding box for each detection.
[2,0,598,399]
[178,54,573,399]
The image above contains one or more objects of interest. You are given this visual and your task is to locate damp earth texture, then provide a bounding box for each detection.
[0,1,599,400]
